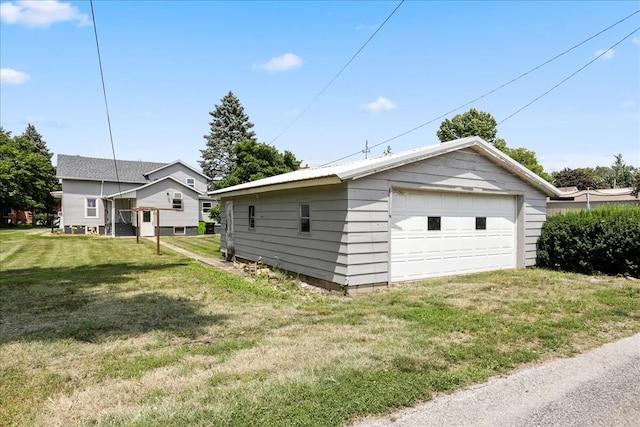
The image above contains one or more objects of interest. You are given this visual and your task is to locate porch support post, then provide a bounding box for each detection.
[156,209,160,255]
[111,199,116,238]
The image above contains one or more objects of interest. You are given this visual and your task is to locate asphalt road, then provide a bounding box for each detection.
[354,333,640,427]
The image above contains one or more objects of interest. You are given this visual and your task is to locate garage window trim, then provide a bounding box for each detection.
[300,203,311,233]
[248,205,255,230]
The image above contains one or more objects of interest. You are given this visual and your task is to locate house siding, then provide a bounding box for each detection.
[146,163,208,193]
[136,180,200,229]
[61,180,138,228]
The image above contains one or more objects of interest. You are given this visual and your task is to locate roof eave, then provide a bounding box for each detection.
[210,176,343,198]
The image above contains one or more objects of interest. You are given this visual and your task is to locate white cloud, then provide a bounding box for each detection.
[619,99,635,108]
[362,96,397,113]
[633,38,640,46]
[258,53,302,72]
[594,48,614,60]
[0,68,30,84]
[0,0,90,28]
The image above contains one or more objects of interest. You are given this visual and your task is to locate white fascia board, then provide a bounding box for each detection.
[212,176,343,198]
[144,160,211,180]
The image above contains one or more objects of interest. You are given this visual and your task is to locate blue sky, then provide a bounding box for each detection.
[1,0,639,173]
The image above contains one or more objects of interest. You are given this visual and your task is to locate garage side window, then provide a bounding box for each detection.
[476,217,487,230]
[427,216,441,231]
[300,203,310,233]
[85,198,98,218]
[248,205,255,230]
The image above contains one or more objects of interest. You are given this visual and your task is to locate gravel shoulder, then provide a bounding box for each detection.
[354,333,640,427]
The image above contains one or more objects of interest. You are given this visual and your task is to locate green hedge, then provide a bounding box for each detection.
[537,206,640,277]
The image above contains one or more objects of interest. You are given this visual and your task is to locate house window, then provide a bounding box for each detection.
[476,217,487,230]
[174,226,186,235]
[186,178,195,188]
[248,205,255,229]
[172,192,183,209]
[86,198,98,218]
[427,216,441,231]
[202,202,212,214]
[300,203,310,233]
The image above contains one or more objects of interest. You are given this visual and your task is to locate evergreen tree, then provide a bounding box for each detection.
[22,123,52,159]
[200,91,256,187]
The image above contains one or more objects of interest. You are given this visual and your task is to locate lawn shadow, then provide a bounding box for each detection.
[0,262,230,343]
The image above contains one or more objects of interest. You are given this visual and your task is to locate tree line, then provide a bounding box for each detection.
[0,125,57,224]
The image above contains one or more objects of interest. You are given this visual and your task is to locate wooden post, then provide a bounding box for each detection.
[136,210,140,243]
[156,209,160,255]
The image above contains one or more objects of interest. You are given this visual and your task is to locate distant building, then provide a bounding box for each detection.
[547,187,639,216]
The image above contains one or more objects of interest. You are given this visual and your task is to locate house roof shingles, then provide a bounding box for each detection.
[56,154,167,183]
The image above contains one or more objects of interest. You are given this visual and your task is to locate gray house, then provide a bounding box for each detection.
[56,155,215,236]
[210,137,562,292]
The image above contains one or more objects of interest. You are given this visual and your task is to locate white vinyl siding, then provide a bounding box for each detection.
[136,181,199,228]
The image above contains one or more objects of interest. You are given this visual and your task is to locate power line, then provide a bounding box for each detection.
[89,0,123,198]
[269,0,405,144]
[320,9,640,167]
[498,26,640,125]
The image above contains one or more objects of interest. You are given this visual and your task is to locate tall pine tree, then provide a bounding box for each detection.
[200,91,256,187]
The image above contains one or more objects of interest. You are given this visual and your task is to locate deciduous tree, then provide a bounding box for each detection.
[0,126,57,216]
[215,140,301,189]
[437,109,552,182]
[552,168,605,190]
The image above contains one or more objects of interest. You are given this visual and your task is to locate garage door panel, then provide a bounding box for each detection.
[391,191,516,281]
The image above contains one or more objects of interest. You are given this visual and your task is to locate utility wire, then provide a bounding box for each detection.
[498,26,640,125]
[320,9,640,167]
[90,0,123,198]
[269,0,405,144]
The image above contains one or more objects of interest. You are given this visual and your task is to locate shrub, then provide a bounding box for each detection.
[537,206,640,277]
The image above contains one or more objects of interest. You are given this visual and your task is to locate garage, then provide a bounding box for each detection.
[391,190,517,281]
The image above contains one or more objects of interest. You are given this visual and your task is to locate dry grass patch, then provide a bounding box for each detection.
[2,230,639,426]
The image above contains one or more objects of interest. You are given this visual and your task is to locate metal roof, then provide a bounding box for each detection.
[210,137,562,198]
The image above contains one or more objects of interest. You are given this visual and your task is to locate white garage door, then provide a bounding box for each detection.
[391,190,516,282]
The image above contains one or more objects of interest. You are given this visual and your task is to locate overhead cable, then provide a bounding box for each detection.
[320,9,640,167]
[269,0,405,144]
[498,26,640,124]
[89,0,123,198]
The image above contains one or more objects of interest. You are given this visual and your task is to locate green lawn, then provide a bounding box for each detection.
[162,234,221,258]
[1,229,639,426]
